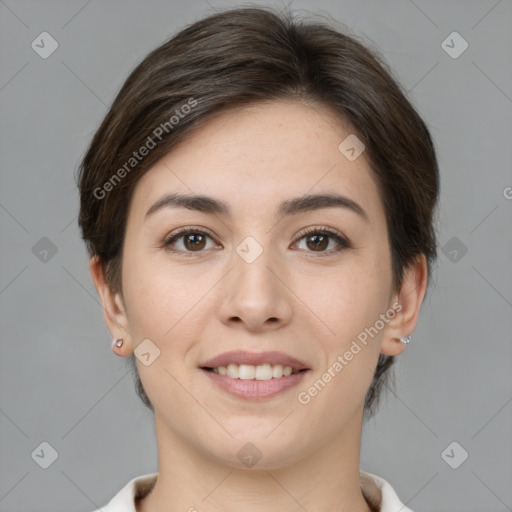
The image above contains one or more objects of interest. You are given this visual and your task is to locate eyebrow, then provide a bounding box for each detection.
[145,192,369,223]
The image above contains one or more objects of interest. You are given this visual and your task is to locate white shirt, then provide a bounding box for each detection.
[90,470,413,512]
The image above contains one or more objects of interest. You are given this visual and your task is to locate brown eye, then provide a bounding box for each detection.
[163,228,218,254]
[305,233,329,251]
[182,233,206,251]
[294,227,351,256]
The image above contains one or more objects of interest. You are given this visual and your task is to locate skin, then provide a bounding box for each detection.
[90,99,427,512]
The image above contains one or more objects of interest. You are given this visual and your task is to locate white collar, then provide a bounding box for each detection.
[93,470,413,512]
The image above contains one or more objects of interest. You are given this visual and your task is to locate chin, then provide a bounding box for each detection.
[200,425,305,470]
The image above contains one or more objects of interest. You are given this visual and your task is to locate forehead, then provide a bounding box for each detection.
[129,99,384,227]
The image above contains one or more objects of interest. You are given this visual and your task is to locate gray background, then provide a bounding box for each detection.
[1,0,511,511]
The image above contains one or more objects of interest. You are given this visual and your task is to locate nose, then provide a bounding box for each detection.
[216,242,294,333]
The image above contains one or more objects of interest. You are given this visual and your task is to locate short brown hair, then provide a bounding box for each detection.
[77,6,439,418]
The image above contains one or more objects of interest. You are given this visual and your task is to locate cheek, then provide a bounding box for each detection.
[299,257,391,344]
[122,251,215,344]
[295,269,386,416]
[315,256,391,404]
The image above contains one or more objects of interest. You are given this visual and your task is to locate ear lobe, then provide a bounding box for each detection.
[89,255,131,341]
[380,254,428,356]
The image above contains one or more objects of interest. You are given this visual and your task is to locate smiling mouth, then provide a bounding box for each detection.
[201,363,308,380]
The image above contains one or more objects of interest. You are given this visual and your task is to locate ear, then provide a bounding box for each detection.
[380,254,428,356]
[89,255,132,349]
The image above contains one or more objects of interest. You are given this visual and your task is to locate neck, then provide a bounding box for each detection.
[137,411,373,512]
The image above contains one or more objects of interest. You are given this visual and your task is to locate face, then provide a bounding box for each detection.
[104,99,411,469]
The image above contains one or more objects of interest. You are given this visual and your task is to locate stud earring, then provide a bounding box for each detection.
[400,335,411,344]
[112,338,124,350]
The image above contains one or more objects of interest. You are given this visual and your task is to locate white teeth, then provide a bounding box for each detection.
[211,363,297,380]
[272,364,283,378]
[255,364,273,380]
[238,364,255,380]
[227,364,238,379]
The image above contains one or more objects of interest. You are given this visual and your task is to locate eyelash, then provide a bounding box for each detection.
[162,225,351,257]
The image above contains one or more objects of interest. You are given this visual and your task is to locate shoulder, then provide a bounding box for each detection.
[88,472,158,512]
[360,470,414,512]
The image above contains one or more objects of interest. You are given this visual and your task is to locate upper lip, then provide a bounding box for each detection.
[200,350,310,371]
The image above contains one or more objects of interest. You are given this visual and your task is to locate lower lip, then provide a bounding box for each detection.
[201,369,309,400]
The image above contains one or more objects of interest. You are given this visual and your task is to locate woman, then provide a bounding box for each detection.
[78,6,439,511]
